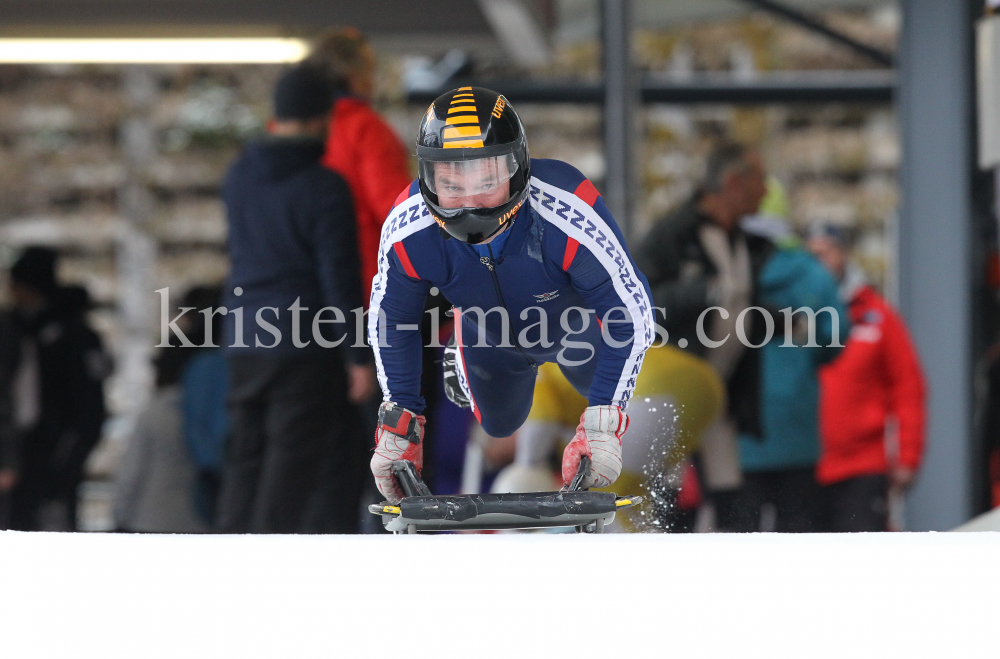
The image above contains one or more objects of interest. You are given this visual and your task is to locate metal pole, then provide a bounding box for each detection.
[407,71,895,106]
[117,65,159,425]
[602,0,636,240]
[897,0,974,530]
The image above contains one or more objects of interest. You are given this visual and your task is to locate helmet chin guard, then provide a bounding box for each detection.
[416,87,530,244]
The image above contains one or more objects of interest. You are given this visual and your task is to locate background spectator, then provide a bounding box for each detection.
[307,28,414,303]
[732,217,846,532]
[114,287,225,533]
[178,287,230,525]
[636,143,846,532]
[8,248,109,531]
[0,311,20,529]
[634,142,769,530]
[216,65,372,534]
[308,29,443,506]
[808,225,926,532]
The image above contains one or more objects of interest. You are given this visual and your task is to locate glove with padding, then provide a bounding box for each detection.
[561,405,628,489]
[371,402,426,504]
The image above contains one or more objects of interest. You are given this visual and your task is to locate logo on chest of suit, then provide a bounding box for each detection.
[534,290,560,303]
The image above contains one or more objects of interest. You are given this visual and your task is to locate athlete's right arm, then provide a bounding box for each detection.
[368,238,431,413]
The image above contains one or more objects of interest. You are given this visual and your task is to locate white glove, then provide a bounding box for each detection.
[561,405,627,488]
[371,402,426,504]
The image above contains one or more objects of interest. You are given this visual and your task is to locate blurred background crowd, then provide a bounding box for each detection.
[0,0,995,533]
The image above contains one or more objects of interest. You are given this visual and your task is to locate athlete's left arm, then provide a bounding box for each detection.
[558,224,651,489]
[529,162,654,410]
[561,212,655,409]
[567,248,653,408]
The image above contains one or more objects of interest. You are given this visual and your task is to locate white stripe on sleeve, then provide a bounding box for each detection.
[367,193,436,400]
[528,177,654,408]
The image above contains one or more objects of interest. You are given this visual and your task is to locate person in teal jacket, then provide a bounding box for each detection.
[733,218,848,532]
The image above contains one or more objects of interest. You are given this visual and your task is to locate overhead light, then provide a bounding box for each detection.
[0,38,309,64]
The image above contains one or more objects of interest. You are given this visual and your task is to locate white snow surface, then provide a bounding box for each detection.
[2,530,998,658]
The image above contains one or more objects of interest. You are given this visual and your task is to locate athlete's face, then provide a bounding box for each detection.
[433,160,511,209]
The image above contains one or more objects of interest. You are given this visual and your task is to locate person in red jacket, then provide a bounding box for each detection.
[307,29,414,303]
[808,225,926,531]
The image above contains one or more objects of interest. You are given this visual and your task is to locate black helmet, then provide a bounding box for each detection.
[416,87,530,244]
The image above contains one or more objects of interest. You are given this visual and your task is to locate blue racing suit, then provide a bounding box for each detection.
[368,159,654,437]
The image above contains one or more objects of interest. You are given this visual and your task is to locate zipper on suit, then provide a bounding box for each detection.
[480,243,537,374]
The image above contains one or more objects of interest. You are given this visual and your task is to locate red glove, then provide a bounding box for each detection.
[561,405,628,488]
[371,402,426,504]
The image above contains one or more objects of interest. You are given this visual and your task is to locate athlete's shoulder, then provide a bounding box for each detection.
[380,180,436,244]
[529,159,602,208]
[390,179,421,212]
[530,158,588,191]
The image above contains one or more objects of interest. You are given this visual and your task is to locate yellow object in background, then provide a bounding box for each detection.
[528,363,588,428]
[528,344,725,473]
[758,175,790,219]
[629,344,725,467]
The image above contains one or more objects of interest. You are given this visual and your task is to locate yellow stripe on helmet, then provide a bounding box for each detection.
[440,89,484,147]
[443,138,485,148]
[443,125,483,139]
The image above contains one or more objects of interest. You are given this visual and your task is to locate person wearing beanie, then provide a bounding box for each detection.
[10,247,58,299]
[271,64,335,125]
[216,64,374,534]
[6,246,108,531]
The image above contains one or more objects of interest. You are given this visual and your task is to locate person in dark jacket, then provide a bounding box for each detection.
[216,65,374,534]
[8,249,108,531]
[635,142,771,530]
[0,311,20,529]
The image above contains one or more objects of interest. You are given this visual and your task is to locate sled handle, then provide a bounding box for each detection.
[566,455,591,493]
[391,460,433,498]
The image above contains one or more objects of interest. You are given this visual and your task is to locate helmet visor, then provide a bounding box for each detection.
[420,154,518,203]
